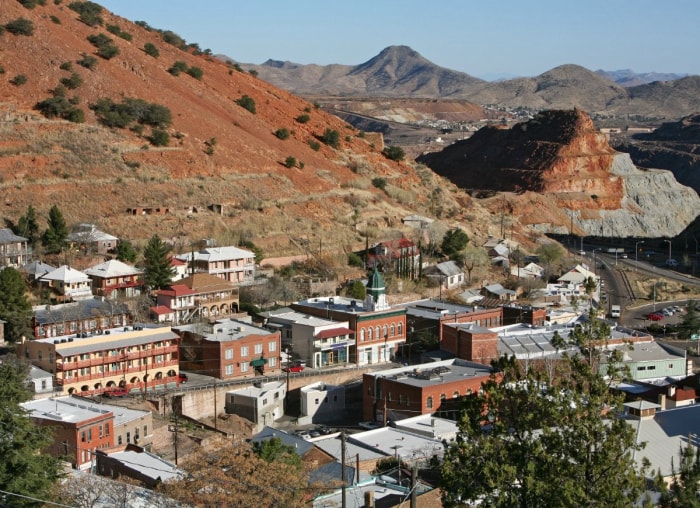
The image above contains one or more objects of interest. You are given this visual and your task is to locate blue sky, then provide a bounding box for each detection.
[98,1,700,79]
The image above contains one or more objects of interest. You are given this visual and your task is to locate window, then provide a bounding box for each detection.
[388,392,392,402]
[268,342,276,352]
[375,327,380,340]
[368,328,372,341]
[398,323,403,336]
[88,429,92,442]
[126,432,131,444]
[453,390,459,398]
[225,349,233,360]
[225,365,233,375]
[81,431,86,443]
[360,328,365,342]
[269,357,277,367]
[406,396,410,406]
[240,362,249,372]
[314,398,319,405]
[426,396,433,409]
[383,325,388,338]
[254,344,263,354]
[390,324,395,337]
[144,425,147,437]
[41,380,47,390]
[240,346,249,357]
[105,423,110,436]
[118,435,122,445]
[99,425,103,438]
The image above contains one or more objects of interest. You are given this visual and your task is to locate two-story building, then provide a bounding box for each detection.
[260,308,353,368]
[154,284,196,324]
[17,326,180,396]
[85,260,144,299]
[368,237,420,278]
[173,319,281,380]
[291,269,406,366]
[33,298,131,339]
[176,245,256,285]
[0,228,29,268]
[39,265,93,302]
[155,273,240,324]
[68,223,119,255]
[225,381,287,428]
[21,396,152,470]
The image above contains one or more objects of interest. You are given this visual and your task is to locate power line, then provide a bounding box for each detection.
[0,489,76,508]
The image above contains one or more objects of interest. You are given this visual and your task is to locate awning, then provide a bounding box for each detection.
[315,327,353,340]
[250,358,267,367]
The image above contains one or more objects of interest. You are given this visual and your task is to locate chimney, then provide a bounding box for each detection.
[658,393,667,410]
[668,385,676,398]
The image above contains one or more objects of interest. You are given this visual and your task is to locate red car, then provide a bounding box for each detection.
[178,372,188,383]
[104,388,128,398]
[283,363,305,373]
[646,312,664,321]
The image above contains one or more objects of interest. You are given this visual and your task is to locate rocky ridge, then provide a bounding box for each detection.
[417,110,700,237]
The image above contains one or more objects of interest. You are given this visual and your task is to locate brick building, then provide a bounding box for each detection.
[403,299,503,344]
[362,359,493,421]
[291,269,406,366]
[32,298,131,339]
[441,323,500,364]
[173,318,281,379]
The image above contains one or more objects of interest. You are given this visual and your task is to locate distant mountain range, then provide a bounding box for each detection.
[237,46,700,119]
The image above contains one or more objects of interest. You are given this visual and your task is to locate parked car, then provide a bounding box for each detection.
[665,258,679,267]
[104,388,128,398]
[358,421,381,430]
[317,426,333,435]
[284,363,305,373]
[646,312,664,321]
[295,430,312,441]
[178,372,188,383]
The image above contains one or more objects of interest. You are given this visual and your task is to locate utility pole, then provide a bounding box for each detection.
[411,463,418,508]
[341,431,347,508]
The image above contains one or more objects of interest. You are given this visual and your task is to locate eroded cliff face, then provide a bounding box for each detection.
[418,109,700,237]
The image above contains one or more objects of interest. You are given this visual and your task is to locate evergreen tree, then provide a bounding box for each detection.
[16,205,40,246]
[348,280,367,300]
[441,228,469,259]
[678,300,700,340]
[0,267,34,342]
[440,324,647,507]
[0,359,61,506]
[657,444,700,507]
[115,239,137,263]
[41,204,68,254]
[142,235,175,290]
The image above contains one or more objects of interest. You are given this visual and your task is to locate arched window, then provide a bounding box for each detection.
[390,324,395,337]
[397,322,403,337]
[453,390,460,398]
[360,328,365,342]
[426,396,433,409]
[382,325,388,338]
[375,326,380,340]
[368,327,373,341]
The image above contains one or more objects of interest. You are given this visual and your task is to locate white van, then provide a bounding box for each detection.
[610,305,621,318]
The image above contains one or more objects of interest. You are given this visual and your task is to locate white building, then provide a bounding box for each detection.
[39,265,93,301]
[299,381,345,424]
[225,381,286,428]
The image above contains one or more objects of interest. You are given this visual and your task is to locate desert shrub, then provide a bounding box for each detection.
[87,33,110,47]
[0,66,5,74]
[117,31,132,42]
[383,145,405,162]
[51,84,66,97]
[63,107,84,123]
[18,0,47,8]
[148,129,169,146]
[275,128,290,140]
[186,66,203,80]
[0,26,4,36]
[68,95,79,105]
[233,63,243,72]
[135,20,152,30]
[295,114,310,124]
[143,42,159,58]
[106,23,121,35]
[348,252,364,268]
[35,96,76,119]
[76,53,97,69]
[68,1,103,26]
[308,140,320,151]
[161,30,185,48]
[319,128,340,148]
[168,60,188,76]
[249,69,258,77]
[5,18,35,35]
[59,61,72,71]
[235,95,256,114]
[371,177,387,190]
[10,74,27,86]
[91,97,172,129]
[284,156,296,168]
[60,72,82,89]
[96,44,119,59]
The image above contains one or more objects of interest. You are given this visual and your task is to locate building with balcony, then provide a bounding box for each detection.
[17,326,180,396]
[173,318,281,380]
[32,298,131,339]
[39,265,93,302]
[155,273,240,324]
[176,245,256,285]
[291,269,406,366]
[0,228,29,268]
[85,260,144,299]
[154,284,196,324]
[260,308,353,368]
[21,395,152,470]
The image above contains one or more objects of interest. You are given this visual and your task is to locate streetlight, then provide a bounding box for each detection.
[664,239,672,263]
[635,240,645,272]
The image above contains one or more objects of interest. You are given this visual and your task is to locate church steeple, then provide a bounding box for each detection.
[365,267,388,311]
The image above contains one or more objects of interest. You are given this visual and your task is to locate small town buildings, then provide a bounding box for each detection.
[39,265,93,302]
[362,359,493,421]
[424,260,464,289]
[557,263,599,288]
[225,381,286,427]
[511,262,544,279]
[299,381,346,424]
[260,308,353,368]
[23,260,55,281]
[391,414,459,442]
[348,425,447,465]
[601,341,690,382]
[176,245,256,285]
[441,323,500,365]
[250,426,339,474]
[21,396,152,470]
[170,257,188,281]
[85,260,144,299]
[155,273,240,324]
[32,298,131,339]
[481,283,517,301]
[96,444,183,488]
[367,237,420,277]
[27,365,54,397]
[173,318,281,380]
[291,269,406,366]
[67,223,118,255]
[0,228,29,268]
[17,326,180,396]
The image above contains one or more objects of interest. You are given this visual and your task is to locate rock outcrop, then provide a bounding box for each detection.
[418,110,700,237]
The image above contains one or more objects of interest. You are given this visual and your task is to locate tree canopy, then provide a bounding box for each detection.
[16,205,40,246]
[440,321,647,507]
[115,239,137,263]
[142,235,175,290]
[441,228,469,259]
[0,267,34,342]
[41,204,68,254]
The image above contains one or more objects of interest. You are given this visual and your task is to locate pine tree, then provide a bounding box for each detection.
[41,204,68,254]
[657,444,700,507]
[142,235,175,290]
[16,205,40,246]
[115,239,137,263]
[0,267,34,342]
[0,359,61,506]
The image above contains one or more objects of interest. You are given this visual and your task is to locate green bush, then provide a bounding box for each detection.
[106,23,121,35]
[308,140,320,151]
[348,252,364,268]
[235,95,256,114]
[249,69,258,77]
[10,74,28,86]
[371,177,387,190]
[68,1,103,26]
[59,61,72,71]
[51,84,67,97]
[0,65,5,74]
[5,18,35,36]
[87,33,111,47]
[36,96,69,118]
[49,15,61,24]
[275,128,290,140]
[284,156,297,168]
[148,129,169,146]
[143,43,159,58]
[168,60,188,76]
[295,114,310,124]
[96,44,119,60]
[383,145,405,162]
[60,72,82,89]
[186,66,203,80]
[76,53,97,69]
[19,0,46,8]
[91,97,171,129]
[63,107,84,123]
[319,128,340,148]
[117,31,132,42]
[161,30,185,48]
[0,26,4,36]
